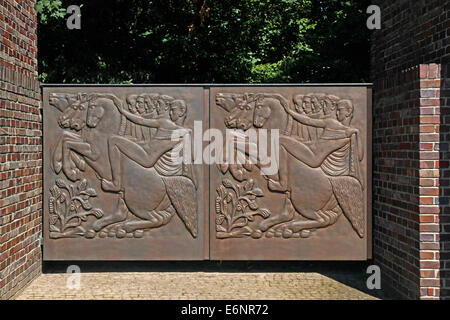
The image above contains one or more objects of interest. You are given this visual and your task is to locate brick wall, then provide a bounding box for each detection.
[372,66,421,299]
[371,0,449,299]
[0,0,41,299]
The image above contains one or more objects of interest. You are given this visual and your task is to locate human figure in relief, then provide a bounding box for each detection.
[141,93,159,119]
[321,95,340,120]
[292,94,308,141]
[140,93,159,140]
[126,94,138,114]
[269,99,364,192]
[98,94,191,192]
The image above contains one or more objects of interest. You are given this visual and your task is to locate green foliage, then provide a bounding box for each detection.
[36,0,65,24]
[37,0,370,83]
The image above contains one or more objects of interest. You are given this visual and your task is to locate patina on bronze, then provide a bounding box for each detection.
[42,84,371,261]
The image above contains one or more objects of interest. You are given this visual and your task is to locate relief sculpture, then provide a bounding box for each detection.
[215,91,365,240]
[48,178,103,239]
[48,92,198,239]
[43,85,370,261]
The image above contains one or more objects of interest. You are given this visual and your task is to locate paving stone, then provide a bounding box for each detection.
[13,272,381,300]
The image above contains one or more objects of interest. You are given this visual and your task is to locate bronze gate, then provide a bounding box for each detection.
[42,84,371,260]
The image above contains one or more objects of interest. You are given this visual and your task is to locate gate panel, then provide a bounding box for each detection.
[43,86,207,260]
[209,86,371,260]
[42,84,371,261]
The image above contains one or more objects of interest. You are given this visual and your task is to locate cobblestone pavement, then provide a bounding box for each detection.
[14,264,383,300]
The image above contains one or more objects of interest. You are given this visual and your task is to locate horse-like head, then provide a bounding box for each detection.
[225,101,254,130]
[253,96,272,128]
[49,93,73,112]
[86,95,106,128]
[217,93,289,131]
[52,93,89,131]
[216,93,260,130]
[215,92,239,112]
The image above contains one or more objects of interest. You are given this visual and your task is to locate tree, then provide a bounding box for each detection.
[37,0,370,83]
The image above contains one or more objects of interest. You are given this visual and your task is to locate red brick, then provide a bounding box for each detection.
[419,197,434,205]
[419,206,440,214]
[0,0,41,300]
[420,261,440,269]
[420,279,440,287]
[420,179,435,187]
[420,152,439,160]
[420,251,435,259]
[420,143,433,151]
[419,169,439,178]
[420,115,440,124]
[419,215,436,223]
[420,161,435,169]
[420,270,436,278]
[420,98,440,106]
[420,134,439,142]
[421,80,441,88]
[428,64,438,79]
[419,224,439,232]
[420,89,438,98]
[419,188,439,196]
[420,65,428,78]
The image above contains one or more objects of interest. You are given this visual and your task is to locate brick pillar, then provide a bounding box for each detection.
[0,0,42,299]
[418,64,441,299]
[373,64,443,299]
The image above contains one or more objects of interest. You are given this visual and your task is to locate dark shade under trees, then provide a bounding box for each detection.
[37,0,370,84]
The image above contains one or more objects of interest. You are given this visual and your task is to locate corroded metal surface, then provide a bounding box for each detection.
[42,85,371,261]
